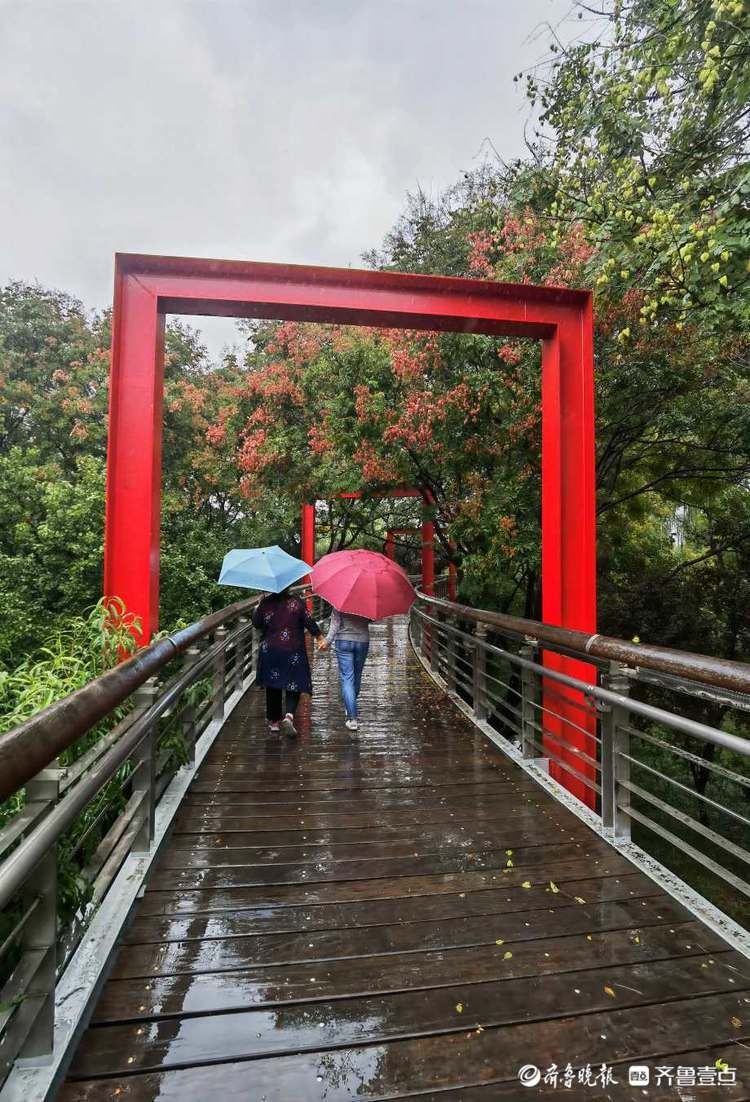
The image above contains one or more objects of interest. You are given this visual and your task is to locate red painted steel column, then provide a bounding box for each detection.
[300,502,316,566]
[541,304,597,807]
[103,271,165,644]
[385,531,395,560]
[421,520,435,595]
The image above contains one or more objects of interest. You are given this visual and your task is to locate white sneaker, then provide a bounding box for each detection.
[281,713,297,736]
[345,718,359,731]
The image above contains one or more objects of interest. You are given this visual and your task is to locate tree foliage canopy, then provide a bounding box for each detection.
[1,0,748,671]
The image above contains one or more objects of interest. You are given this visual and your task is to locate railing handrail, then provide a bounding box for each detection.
[415,605,750,759]
[0,617,249,913]
[417,591,750,698]
[0,595,260,804]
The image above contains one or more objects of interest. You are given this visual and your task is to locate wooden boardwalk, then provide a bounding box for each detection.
[59,619,750,1100]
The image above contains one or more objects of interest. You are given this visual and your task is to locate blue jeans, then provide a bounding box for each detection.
[335,640,369,718]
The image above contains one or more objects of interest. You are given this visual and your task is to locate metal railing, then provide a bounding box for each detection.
[0,589,327,1087]
[411,592,750,932]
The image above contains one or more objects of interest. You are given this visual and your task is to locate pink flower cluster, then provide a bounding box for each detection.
[354,441,400,483]
[467,231,496,277]
[244,362,304,406]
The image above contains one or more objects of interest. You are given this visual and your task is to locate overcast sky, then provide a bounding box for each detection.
[0,0,572,354]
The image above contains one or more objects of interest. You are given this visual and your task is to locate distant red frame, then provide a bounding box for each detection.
[104,252,596,803]
[300,489,435,593]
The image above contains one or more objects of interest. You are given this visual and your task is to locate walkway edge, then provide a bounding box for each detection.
[0,674,256,1102]
[409,627,750,962]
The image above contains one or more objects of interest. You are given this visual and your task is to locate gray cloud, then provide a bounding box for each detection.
[0,0,571,353]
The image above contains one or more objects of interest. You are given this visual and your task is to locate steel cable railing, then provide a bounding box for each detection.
[410,592,750,936]
[0,589,327,1086]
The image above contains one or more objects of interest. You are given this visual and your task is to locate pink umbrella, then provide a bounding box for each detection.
[311,549,416,620]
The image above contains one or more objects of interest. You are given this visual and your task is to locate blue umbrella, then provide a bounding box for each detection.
[218,546,310,593]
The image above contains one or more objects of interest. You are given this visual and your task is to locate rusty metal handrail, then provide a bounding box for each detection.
[417,592,750,698]
[0,595,259,804]
[409,593,750,941]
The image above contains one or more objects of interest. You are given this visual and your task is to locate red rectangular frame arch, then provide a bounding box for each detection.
[104,252,596,804]
[300,488,435,593]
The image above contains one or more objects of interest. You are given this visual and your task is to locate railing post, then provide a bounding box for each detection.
[213,626,228,724]
[14,767,60,1065]
[180,646,201,765]
[520,642,540,759]
[234,618,249,695]
[132,677,157,852]
[472,623,488,722]
[445,620,458,694]
[601,661,632,841]
[250,621,260,680]
[430,611,441,676]
[416,607,427,661]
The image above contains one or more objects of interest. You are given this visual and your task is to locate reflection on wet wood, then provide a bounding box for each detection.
[58,619,750,1100]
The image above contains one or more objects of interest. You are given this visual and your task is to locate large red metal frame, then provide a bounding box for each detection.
[104,253,596,805]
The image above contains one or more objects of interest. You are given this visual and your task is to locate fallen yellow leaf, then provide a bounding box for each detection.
[521,880,532,889]
[574,896,586,904]
[731,1017,742,1028]
[503,951,513,960]
[604,986,616,998]
[505,849,513,856]
[506,859,514,868]
[456,1003,464,1013]
[495,939,504,945]
[549,881,559,894]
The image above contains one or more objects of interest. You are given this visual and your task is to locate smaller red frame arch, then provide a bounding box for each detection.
[300,489,435,593]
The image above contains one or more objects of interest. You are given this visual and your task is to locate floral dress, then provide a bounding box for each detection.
[252,594,321,695]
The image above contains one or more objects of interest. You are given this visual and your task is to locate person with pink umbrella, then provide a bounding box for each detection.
[314,550,416,732]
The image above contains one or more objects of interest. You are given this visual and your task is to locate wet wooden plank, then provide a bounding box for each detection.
[123,873,661,945]
[110,896,691,980]
[178,782,541,810]
[192,746,512,766]
[154,836,591,870]
[188,776,520,795]
[68,954,747,1078]
[59,991,750,1099]
[192,747,519,769]
[147,842,607,892]
[91,922,726,1023]
[134,860,649,917]
[138,850,629,912]
[170,805,570,833]
[162,816,589,854]
[172,789,544,822]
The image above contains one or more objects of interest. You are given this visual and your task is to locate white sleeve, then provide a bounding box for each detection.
[325,608,342,645]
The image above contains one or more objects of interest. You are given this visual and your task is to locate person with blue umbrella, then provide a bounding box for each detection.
[218,546,325,735]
